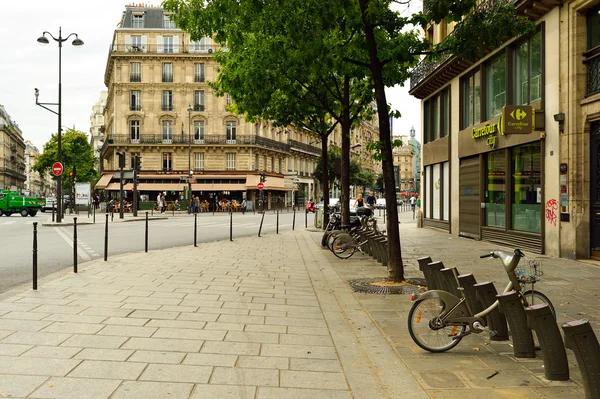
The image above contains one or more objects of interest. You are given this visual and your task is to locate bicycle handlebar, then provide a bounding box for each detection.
[480,253,494,259]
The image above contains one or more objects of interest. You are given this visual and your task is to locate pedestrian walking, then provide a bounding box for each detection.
[194,196,200,213]
[366,191,376,211]
[241,198,246,214]
[160,193,166,214]
[354,193,365,208]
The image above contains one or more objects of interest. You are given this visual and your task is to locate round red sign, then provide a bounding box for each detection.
[257,182,264,190]
[52,162,64,177]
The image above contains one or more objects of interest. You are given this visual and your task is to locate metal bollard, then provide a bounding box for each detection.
[145,212,148,253]
[111,210,114,222]
[258,212,265,237]
[194,212,197,247]
[104,214,109,261]
[292,207,295,230]
[457,274,484,315]
[32,222,38,290]
[526,304,570,381]
[172,207,174,216]
[151,207,153,216]
[230,212,233,242]
[305,210,307,228]
[561,319,600,398]
[73,217,78,273]
[93,204,95,224]
[276,209,279,234]
[383,207,386,223]
[474,281,509,341]
[52,205,55,223]
[496,291,535,358]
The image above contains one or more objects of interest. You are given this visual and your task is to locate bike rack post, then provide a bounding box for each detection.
[526,304,570,381]
[417,257,434,289]
[440,268,462,298]
[474,281,509,341]
[496,291,535,358]
[561,319,600,398]
[425,261,445,291]
[457,274,484,314]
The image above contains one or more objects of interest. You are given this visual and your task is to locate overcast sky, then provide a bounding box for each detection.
[1,0,421,152]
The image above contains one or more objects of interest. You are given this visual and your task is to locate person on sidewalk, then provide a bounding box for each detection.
[354,193,365,208]
[410,195,416,210]
[241,198,247,214]
[366,191,376,211]
[160,193,166,214]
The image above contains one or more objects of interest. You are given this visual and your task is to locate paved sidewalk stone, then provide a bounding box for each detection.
[2,212,594,398]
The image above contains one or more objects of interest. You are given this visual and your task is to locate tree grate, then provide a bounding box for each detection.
[348,278,425,295]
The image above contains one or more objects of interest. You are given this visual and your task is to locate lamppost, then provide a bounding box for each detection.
[35,27,83,223]
[187,105,193,214]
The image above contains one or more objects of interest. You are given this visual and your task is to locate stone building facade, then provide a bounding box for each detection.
[0,105,26,192]
[410,0,600,258]
[90,91,108,172]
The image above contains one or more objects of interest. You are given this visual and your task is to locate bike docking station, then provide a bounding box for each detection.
[408,248,600,391]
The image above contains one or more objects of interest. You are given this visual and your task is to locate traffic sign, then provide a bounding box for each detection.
[52,162,63,177]
[257,182,264,190]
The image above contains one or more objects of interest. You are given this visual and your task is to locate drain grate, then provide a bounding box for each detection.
[348,278,424,295]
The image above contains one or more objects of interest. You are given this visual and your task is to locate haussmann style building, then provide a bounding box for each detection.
[410,0,600,259]
[0,105,26,192]
[96,4,380,210]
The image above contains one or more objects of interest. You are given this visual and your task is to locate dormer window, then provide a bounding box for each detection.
[163,15,176,29]
[132,14,144,29]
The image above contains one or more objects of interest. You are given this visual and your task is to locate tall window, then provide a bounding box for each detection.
[271,157,275,172]
[194,120,205,143]
[226,121,236,143]
[194,90,205,111]
[162,36,174,53]
[461,70,481,129]
[424,87,449,143]
[225,93,232,107]
[587,6,600,95]
[132,14,144,29]
[194,152,204,171]
[515,32,542,105]
[485,150,506,228]
[130,62,141,82]
[194,63,205,82]
[486,54,506,120]
[129,120,140,143]
[130,35,142,51]
[162,152,172,171]
[162,90,173,111]
[163,15,176,29]
[191,37,211,53]
[512,143,541,233]
[162,63,173,82]
[130,90,141,111]
[162,120,173,143]
[255,154,259,171]
[226,153,236,170]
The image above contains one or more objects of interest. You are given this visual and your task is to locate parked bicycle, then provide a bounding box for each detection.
[407,249,555,353]
[329,212,380,259]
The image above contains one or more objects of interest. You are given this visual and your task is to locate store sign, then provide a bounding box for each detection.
[472,121,503,149]
[502,105,533,134]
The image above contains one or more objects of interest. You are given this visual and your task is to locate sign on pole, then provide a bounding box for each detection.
[75,183,91,205]
[257,182,265,190]
[52,162,64,177]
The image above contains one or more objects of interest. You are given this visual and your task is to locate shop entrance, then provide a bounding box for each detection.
[590,122,600,259]
[459,156,481,239]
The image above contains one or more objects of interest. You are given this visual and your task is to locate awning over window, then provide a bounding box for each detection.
[95,173,114,190]
[245,175,288,190]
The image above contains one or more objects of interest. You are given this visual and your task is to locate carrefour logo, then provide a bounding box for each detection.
[510,108,527,121]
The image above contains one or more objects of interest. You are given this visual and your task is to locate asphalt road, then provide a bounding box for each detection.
[0,209,314,294]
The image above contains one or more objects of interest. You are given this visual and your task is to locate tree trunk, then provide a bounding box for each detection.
[359,0,404,282]
[341,75,351,227]
[320,135,330,226]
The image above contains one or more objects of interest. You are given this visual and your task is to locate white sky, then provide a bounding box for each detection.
[1,0,421,152]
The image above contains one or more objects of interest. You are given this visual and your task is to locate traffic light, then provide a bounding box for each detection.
[69,171,75,187]
[260,173,266,183]
[134,155,142,172]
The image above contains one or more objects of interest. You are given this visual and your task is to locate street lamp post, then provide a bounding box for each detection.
[35,27,83,223]
[187,105,193,214]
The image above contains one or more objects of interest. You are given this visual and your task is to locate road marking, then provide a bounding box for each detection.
[54,227,92,261]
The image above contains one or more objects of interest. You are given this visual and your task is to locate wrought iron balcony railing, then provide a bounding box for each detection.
[162,105,174,112]
[289,139,321,156]
[130,72,141,82]
[193,104,205,111]
[194,74,205,83]
[109,43,221,55]
[162,73,173,83]
[130,104,141,111]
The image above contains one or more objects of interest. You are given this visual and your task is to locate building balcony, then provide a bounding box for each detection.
[130,104,141,111]
[162,73,173,83]
[110,43,220,55]
[194,74,205,83]
[162,105,174,112]
[0,167,26,181]
[130,73,141,82]
[193,104,205,112]
[585,46,600,97]
[289,139,321,156]
[101,134,291,153]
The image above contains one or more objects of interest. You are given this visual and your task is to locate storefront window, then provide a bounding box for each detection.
[461,70,480,129]
[512,143,541,233]
[515,32,542,105]
[433,163,441,219]
[443,161,450,221]
[486,54,506,120]
[485,150,506,228]
[424,166,431,218]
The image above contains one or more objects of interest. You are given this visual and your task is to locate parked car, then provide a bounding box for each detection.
[376,198,386,209]
[316,198,340,211]
[41,197,57,212]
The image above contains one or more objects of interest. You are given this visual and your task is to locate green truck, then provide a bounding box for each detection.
[0,190,44,217]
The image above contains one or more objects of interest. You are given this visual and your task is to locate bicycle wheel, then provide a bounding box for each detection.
[521,290,556,319]
[331,234,357,259]
[407,298,465,353]
[321,231,331,247]
[327,230,344,251]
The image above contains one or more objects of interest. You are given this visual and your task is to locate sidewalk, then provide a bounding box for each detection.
[0,210,593,398]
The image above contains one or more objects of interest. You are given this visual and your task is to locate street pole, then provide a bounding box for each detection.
[119,162,124,219]
[187,105,193,214]
[35,28,83,224]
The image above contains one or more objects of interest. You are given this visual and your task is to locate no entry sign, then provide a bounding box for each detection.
[52,162,64,177]
[257,182,264,190]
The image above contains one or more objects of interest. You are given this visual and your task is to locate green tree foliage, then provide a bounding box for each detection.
[33,129,98,191]
[313,147,374,189]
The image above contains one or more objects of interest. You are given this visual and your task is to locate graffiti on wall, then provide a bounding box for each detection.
[545,199,558,226]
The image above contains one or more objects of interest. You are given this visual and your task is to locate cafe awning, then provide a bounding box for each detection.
[95,173,114,190]
[245,175,288,191]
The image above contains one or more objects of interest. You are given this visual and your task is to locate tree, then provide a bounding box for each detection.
[33,129,98,192]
